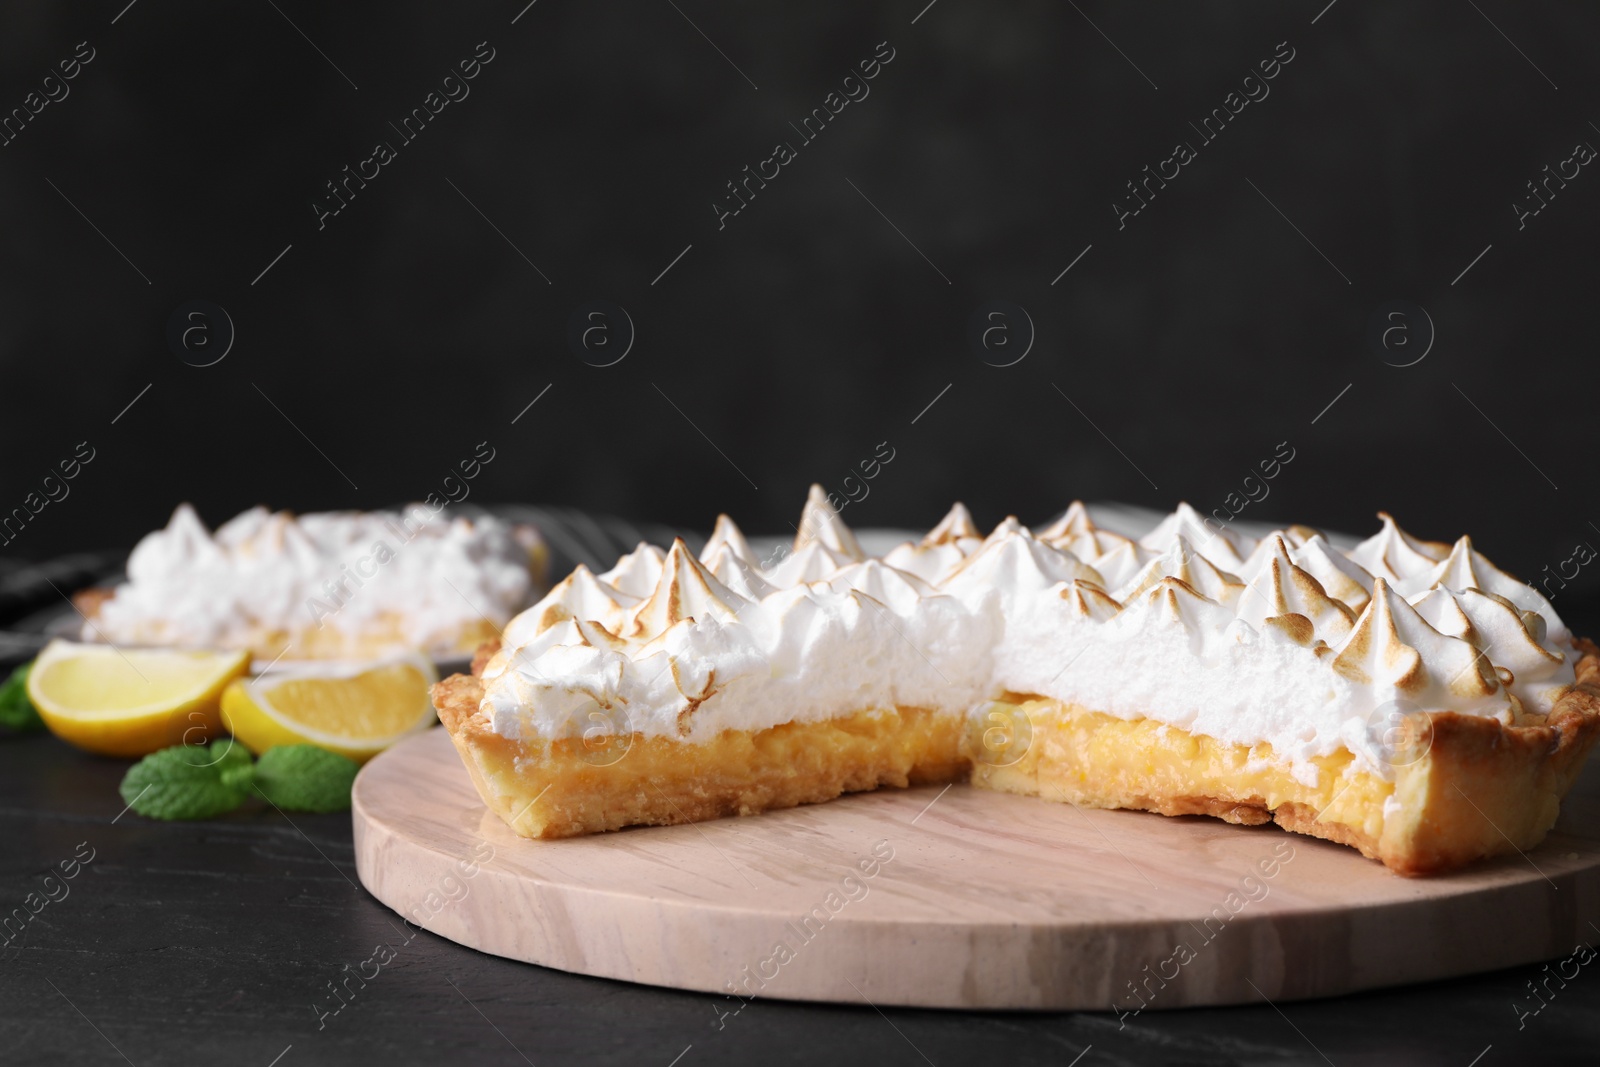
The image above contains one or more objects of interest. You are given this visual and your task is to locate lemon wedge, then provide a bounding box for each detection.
[220,654,438,762]
[27,640,250,757]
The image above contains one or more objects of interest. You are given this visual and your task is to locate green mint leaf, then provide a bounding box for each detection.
[253,745,359,813]
[120,741,253,820]
[0,661,43,733]
[208,737,254,783]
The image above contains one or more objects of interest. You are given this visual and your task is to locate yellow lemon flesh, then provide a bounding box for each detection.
[27,640,250,758]
[221,654,438,762]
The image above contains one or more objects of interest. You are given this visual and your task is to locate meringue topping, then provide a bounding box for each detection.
[923,502,982,545]
[1330,578,1502,706]
[1139,502,1250,569]
[96,503,539,655]
[795,484,864,560]
[1235,534,1356,644]
[1347,512,1449,582]
[483,493,1577,783]
[1114,537,1245,608]
[701,514,760,568]
[599,542,667,599]
[626,540,746,640]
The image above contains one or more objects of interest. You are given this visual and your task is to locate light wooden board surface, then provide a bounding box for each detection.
[352,726,1600,1010]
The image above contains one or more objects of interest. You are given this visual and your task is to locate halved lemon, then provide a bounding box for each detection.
[220,654,438,762]
[27,640,250,757]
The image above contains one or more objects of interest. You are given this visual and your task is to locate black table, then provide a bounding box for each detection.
[5,711,1599,1066]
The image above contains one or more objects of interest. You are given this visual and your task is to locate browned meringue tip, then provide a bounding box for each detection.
[1037,500,1094,542]
[702,513,758,565]
[1118,536,1243,606]
[1332,577,1498,697]
[626,538,743,639]
[795,483,865,559]
[922,502,981,546]
[1060,578,1121,620]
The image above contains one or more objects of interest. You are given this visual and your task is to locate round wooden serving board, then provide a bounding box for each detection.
[353,727,1600,1010]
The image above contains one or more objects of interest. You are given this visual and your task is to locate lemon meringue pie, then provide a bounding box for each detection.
[433,487,1599,875]
[80,504,547,662]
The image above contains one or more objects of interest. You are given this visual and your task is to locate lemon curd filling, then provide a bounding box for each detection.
[436,674,964,839]
[969,698,1394,851]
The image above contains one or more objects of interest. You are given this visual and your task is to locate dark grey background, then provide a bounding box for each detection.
[1,1,1596,600]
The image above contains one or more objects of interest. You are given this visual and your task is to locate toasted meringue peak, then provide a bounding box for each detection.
[1406,587,1479,645]
[1037,501,1094,543]
[923,502,982,546]
[1260,613,1319,647]
[766,539,856,587]
[981,515,1033,548]
[701,514,760,568]
[520,563,637,637]
[626,539,747,640]
[1406,535,1566,641]
[795,483,864,560]
[1290,535,1374,615]
[826,560,937,614]
[703,543,778,601]
[1138,502,1250,570]
[1132,576,1235,633]
[946,528,1103,593]
[1331,578,1500,702]
[599,542,668,598]
[1115,537,1245,608]
[1085,540,1156,591]
[1236,535,1356,642]
[1282,524,1324,548]
[1411,587,1567,711]
[1347,513,1449,582]
[1059,579,1122,622]
[881,539,970,587]
[573,615,630,654]
[1041,504,1137,564]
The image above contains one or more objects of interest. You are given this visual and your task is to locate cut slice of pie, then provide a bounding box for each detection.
[434,487,1600,875]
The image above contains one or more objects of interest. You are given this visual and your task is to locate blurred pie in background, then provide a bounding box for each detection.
[75,504,547,663]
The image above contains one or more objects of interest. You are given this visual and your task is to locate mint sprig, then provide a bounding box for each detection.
[0,662,43,733]
[120,740,252,819]
[254,745,360,813]
[119,741,360,820]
